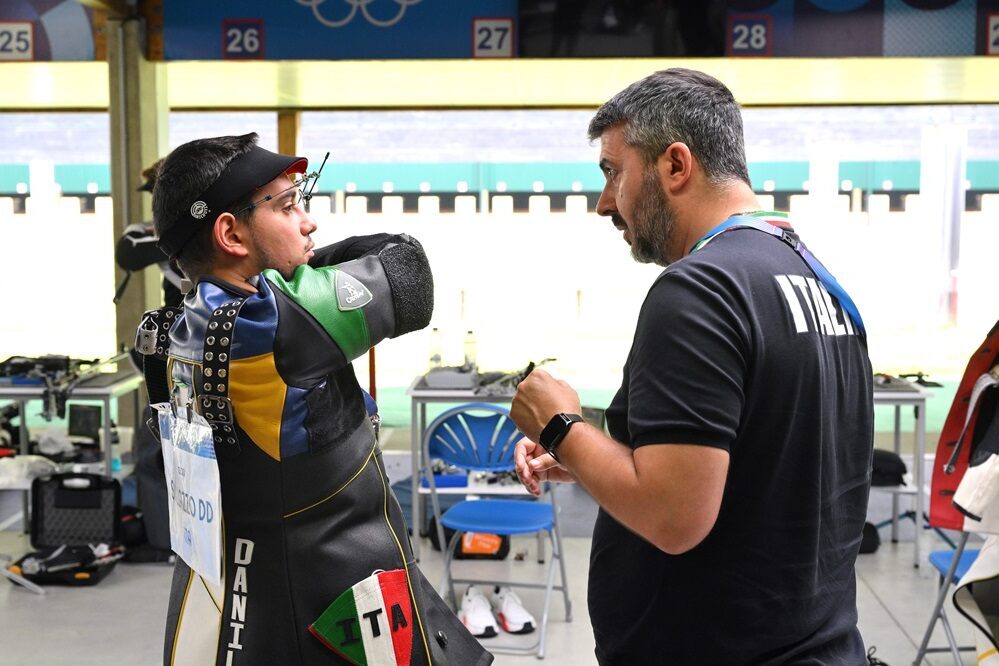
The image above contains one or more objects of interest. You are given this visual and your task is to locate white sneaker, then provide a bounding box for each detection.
[492,586,536,634]
[459,585,499,638]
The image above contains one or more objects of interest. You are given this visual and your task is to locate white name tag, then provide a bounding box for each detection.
[154,404,223,586]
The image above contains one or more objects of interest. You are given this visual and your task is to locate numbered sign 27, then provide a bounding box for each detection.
[727,15,771,57]
[223,19,264,60]
[989,13,999,56]
[0,22,33,61]
[473,18,514,58]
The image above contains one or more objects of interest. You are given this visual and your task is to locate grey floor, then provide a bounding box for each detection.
[0,431,980,665]
[0,523,982,665]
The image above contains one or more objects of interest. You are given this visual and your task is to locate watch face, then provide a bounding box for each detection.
[540,414,568,448]
[541,413,582,454]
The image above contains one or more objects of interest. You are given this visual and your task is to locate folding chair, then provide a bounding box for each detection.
[913,533,980,665]
[914,320,999,664]
[422,403,572,659]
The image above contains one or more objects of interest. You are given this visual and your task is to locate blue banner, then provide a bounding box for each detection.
[162,0,518,60]
[0,0,101,61]
[723,0,994,56]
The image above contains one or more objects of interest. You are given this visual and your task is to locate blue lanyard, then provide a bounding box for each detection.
[691,215,867,339]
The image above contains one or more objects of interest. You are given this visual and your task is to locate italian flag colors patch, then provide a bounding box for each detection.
[309,569,414,665]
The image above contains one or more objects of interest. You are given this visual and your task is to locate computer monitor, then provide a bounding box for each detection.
[67,404,102,445]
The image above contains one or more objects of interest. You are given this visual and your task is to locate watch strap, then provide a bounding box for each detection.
[540,413,583,461]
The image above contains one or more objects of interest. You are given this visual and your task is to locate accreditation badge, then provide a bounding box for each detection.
[154,402,223,586]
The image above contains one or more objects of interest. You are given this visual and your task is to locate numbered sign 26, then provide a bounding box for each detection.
[727,15,771,57]
[473,18,514,58]
[0,22,33,61]
[223,19,264,60]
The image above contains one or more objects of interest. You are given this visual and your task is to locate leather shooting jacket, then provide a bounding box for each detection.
[147,233,491,666]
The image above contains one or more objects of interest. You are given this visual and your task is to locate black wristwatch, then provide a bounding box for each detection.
[539,413,583,462]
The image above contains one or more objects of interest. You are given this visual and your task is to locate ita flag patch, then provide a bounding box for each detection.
[309,569,414,665]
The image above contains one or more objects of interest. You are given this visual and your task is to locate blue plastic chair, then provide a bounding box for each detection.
[422,403,572,659]
[914,532,981,665]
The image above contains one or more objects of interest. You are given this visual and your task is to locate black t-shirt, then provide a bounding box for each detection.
[589,226,874,665]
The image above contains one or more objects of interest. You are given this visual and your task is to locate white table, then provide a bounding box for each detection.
[406,375,514,560]
[0,369,144,531]
[406,377,932,565]
[873,385,933,568]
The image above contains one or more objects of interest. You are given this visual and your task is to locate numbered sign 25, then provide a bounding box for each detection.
[223,19,264,60]
[727,15,771,57]
[473,18,514,58]
[0,22,33,61]
[989,13,999,56]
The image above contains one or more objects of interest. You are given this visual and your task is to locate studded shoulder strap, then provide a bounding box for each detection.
[198,299,246,455]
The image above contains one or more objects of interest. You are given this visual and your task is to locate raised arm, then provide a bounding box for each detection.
[265,234,434,380]
[307,233,414,269]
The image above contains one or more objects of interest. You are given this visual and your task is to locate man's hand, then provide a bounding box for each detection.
[510,368,582,443]
[514,437,575,496]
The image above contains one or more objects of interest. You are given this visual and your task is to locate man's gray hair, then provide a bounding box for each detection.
[588,68,751,186]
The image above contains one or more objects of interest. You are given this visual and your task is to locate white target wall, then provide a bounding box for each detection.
[1,191,998,391]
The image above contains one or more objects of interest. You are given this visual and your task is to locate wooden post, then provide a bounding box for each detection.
[277,111,301,156]
[108,16,168,428]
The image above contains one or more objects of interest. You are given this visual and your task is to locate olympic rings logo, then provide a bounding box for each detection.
[294,0,423,29]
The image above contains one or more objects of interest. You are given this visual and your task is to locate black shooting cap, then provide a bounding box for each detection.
[157,144,307,258]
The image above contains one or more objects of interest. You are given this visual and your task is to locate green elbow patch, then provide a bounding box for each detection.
[266,266,370,360]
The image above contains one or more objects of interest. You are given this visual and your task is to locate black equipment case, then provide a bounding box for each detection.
[8,473,122,586]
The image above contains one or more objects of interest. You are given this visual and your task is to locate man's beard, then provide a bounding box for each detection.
[249,228,296,280]
[629,169,676,267]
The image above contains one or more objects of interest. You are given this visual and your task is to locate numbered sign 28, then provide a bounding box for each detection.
[727,15,771,57]
[473,18,514,58]
[223,19,264,60]
[989,13,999,56]
[0,22,33,61]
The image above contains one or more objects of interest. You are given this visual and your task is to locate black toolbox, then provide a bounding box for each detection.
[7,473,122,586]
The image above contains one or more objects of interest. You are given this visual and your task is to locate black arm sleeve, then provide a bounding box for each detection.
[376,236,433,337]
[309,233,412,268]
[308,233,433,336]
